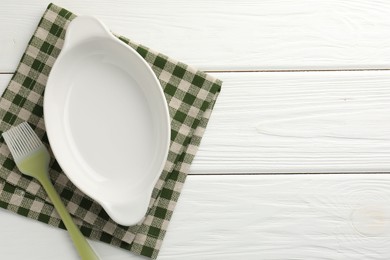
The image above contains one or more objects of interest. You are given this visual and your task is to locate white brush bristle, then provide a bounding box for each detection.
[2,122,43,161]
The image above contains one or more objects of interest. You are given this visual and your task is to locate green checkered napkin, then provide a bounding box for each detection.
[0,3,221,259]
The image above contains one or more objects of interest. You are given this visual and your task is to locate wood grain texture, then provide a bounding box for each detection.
[160,174,390,260]
[1,0,390,72]
[1,71,389,174]
[191,71,390,174]
[2,174,390,259]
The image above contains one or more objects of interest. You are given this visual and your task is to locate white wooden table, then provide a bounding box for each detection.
[1,1,390,259]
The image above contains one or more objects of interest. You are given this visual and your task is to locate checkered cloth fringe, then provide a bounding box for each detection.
[0,3,221,259]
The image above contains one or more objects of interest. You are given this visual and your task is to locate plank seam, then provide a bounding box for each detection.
[189,172,390,176]
[205,69,390,73]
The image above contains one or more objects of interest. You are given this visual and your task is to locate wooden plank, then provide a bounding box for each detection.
[160,174,390,259]
[191,71,390,174]
[1,174,390,259]
[1,0,390,72]
[1,71,389,174]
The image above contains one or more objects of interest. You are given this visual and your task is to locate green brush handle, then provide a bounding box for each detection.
[39,174,100,260]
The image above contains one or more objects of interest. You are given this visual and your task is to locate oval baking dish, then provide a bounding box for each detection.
[44,16,170,226]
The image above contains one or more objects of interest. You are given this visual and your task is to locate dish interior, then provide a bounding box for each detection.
[46,38,169,202]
